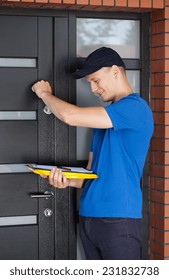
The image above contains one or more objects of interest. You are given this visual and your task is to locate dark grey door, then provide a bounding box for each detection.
[0,15,56,260]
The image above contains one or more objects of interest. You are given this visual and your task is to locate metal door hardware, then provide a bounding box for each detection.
[30,190,54,199]
[44,208,53,217]
[43,105,52,114]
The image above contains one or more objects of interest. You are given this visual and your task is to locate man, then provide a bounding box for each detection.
[32,47,154,260]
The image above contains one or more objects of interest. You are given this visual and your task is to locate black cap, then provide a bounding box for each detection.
[72,47,125,79]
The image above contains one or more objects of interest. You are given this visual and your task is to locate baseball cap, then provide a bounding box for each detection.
[72,47,125,79]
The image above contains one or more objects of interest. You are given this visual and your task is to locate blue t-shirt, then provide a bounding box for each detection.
[79,93,154,218]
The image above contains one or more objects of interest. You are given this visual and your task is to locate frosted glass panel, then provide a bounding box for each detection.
[77,19,140,59]
[0,111,36,120]
[0,58,36,67]
[0,215,37,226]
[76,78,108,160]
[126,70,140,93]
[76,70,140,160]
[0,164,33,173]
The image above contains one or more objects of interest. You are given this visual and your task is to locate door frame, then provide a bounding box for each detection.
[0,7,150,260]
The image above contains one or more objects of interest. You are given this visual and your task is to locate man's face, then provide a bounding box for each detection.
[86,67,117,102]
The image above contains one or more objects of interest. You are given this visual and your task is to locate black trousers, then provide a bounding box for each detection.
[79,216,142,260]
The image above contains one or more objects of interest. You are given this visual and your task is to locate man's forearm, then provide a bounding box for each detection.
[41,92,77,125]
[69,178,85,189]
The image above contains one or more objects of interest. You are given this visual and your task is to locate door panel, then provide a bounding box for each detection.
[0,226,38,260]
[0,15,54,260]
[0,13,76,260]
[0,121,37,163]
[0,174,38,216]
[0,16,37,57]
[0,68,37,110]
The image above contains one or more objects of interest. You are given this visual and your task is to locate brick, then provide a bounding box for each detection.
[62,0,75,3]
[150,177,169,191]
[150,86,164,98]
[165,60,169,71]
[151,99,164,111]
[151,73,169,86]
[128,0,139,8]
[153,112,166,124]
[89,0,101,5]
[103,0,114,6]
[150,162,169,176]
[150,164,164,177]
[150,151,164,165]
[149,253,155,260]
[156,72,165,85]
[150,240,164,255]
[165,72,169,84]
[154,203,164,216]
[150,47,163,60]
[150,215,169,230]
[151,10,165,22]
[153,112,169,125]
[152,126,164,139]
[151,138,165,151]
[151,46,169,60]
[164,7,169,19]
[151,86,169,99]
[77,0,88,3]
[151,60,164,73]
[152,151,169,165]
[155,204,169,217]
[49,0,62,3]
[152,0,164,9]
[151,34,165,47]
[151,99,169,112]
[150,240,169,257]
[151,189,169,204]
[140,0,151,8]
[165,126,169,138]
[115,0,126,7]
[151,20,165,34]
[35,0,48,3]
[166,0,169,6]
[151,228,168,243]
[21,0,34,3]
[164,47,169,59]
[164,231,169,242]
[154,254,164,260]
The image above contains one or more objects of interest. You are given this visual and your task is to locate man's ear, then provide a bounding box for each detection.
[111,65,119,78]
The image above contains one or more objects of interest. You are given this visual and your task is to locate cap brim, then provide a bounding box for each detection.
[72,66,101,79]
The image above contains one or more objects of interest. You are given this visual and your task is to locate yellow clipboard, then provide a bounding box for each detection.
[26,164,98,179]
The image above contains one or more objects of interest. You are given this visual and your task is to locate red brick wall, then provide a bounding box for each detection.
[1,0,169,260]
[150,4,169,260]
[0,0,165,11]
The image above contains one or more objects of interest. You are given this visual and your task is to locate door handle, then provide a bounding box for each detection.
[30,190,54,199]
[43,105,52,115]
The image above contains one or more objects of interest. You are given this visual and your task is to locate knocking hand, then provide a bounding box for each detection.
[49,168,70,189]
[32,80,52,99]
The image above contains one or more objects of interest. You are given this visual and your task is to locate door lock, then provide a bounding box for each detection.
[44,208,53,217]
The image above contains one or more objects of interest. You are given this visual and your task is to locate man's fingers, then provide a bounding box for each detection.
[48,168,68,189]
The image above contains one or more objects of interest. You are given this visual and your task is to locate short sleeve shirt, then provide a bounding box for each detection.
[79,93,154,218]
